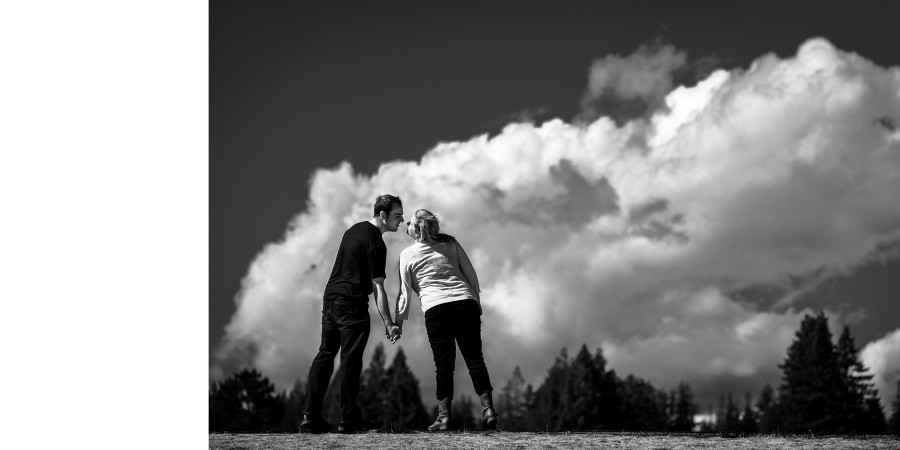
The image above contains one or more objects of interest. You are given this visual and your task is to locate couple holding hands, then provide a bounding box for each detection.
[300,195,499,434]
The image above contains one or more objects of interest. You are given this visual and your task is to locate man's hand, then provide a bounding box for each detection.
[386,325,402,344]
[373,277,400,342]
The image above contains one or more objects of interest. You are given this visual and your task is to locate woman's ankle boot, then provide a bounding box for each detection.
[427,397,451,431]
[479,391,498,431]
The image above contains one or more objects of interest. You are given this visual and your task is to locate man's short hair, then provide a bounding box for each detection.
[373,194,402,217]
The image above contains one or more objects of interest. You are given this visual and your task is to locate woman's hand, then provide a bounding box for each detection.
[386,324,402,344]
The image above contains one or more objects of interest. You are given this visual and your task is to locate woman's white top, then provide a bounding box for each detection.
[396,239,481,320]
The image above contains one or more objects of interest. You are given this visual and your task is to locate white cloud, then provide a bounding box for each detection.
[213,38,900,405]
[861,329,900,414]
[580,44,688,122]
[605,299,816,385]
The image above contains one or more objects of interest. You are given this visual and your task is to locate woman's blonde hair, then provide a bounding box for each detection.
[413,209,455,244]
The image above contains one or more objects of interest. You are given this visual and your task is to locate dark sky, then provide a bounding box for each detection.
[211,0,900,367]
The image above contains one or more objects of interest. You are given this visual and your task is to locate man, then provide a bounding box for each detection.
[300,194,404,434]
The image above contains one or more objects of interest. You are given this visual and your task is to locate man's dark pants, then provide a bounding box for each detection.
[425,299,493,400]
[304,295,370,422]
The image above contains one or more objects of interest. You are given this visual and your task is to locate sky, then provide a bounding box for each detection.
[211,1,900,412]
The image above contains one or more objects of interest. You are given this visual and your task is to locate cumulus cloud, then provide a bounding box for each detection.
[861,329,900,414]
[213,38,900,406]
[579,43,687,124]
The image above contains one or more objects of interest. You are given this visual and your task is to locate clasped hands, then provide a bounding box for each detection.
[386,324,402,344]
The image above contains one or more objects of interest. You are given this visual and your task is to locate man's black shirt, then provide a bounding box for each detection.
[324,221,387,300]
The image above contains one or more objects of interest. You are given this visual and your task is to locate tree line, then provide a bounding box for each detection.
[210,312,900,433]
[694,312,894,434]
[210,345,430,432]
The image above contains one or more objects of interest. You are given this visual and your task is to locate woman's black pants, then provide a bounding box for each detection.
[424,299,493,400]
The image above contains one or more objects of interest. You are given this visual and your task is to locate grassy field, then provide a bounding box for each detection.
[209,431,900,449]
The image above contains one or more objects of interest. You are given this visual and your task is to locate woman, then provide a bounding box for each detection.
[394,209,499,431]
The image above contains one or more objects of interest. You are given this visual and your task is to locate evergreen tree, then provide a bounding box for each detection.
[756,383,777,433]
[515,344,695,432]
[666,389,677,430]
[616,374,668,430]
[279,378,306,432]
[384,347,430,430]
[715,394,725,432]
[499,366,529,430]
[672,381,697,432]
[836,326,872,431]
[658,390,672,431]
[569,345,603,430]
[863,396,887,434]
[722,393,740,433]
[531,345,624,431]
[888,380,900,435]
[209,381,224,432]
[208,368,285,432]
[522,383,538,430]
[555,348,576,430]
[446,395,478,430]
[652,386,670,430]
[322,368,342,423]
[836,325,885,433]
[595,351,620,430]
[738,392,757,433]
[776,312,846,433]
[532,348,570,431]
[359,343,389,427]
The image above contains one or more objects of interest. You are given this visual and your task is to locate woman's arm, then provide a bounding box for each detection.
[455,240,481,301]
[395,251,414,326]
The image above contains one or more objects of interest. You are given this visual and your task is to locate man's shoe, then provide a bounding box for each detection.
[337,418,376,433]
[300,414,332,434]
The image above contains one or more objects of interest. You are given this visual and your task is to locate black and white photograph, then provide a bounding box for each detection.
[202,1,900,448]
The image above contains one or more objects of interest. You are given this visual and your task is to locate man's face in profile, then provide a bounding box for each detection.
[384,204,404,232]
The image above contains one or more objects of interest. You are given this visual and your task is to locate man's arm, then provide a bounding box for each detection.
[373,277,401,342]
